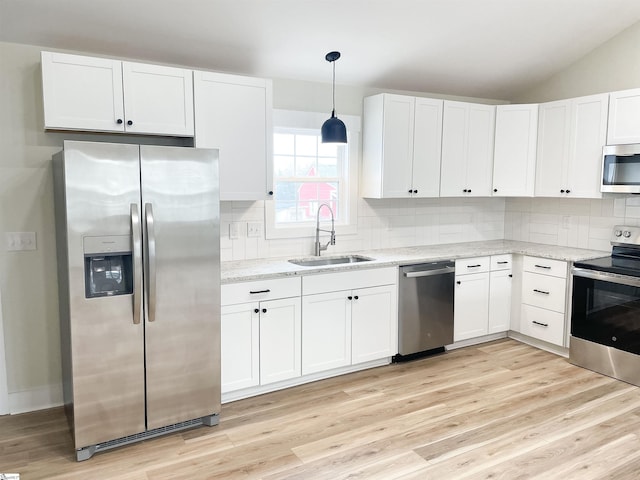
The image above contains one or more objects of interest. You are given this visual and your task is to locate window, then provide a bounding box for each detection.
[265,110,360,240]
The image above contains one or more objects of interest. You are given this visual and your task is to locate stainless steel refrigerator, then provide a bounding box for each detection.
[53,140,220,461]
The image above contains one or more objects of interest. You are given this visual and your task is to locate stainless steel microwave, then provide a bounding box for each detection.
[602,144,640,193]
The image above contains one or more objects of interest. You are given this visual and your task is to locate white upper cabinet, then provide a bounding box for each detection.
[440,101,496,197]
[120,62,194,136]
[41,51,194,136]
[492,104,538,197]
[535,93,608,198]
[194,71,273,201]
[607,88,640,145]
[361,93,442,198]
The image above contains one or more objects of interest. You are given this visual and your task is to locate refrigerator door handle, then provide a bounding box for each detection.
[130,203,142,325]
[145,203,157,322]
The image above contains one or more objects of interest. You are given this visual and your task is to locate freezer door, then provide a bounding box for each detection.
[60,141,145,448]
[140,145,220,429]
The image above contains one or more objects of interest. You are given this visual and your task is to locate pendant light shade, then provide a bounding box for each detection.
[321,51,347,144]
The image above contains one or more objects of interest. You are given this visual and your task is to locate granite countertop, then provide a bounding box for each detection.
[221,240,609,284]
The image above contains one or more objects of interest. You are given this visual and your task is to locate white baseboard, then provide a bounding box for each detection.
[9,383,63,414]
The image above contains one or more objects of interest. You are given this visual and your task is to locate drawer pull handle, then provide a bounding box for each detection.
[533,289,550,295]
[250,289,271,294]
[532,320,549,327]
[467,264,482,268]
[534,264,551,269]
[497,261,509,264]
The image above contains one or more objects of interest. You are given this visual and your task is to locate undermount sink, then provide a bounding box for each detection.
[288,255,374,267]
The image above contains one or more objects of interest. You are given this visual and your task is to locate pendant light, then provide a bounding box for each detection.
[321,51,348,144]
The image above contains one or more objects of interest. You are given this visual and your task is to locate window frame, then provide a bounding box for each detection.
[265,109,360,240]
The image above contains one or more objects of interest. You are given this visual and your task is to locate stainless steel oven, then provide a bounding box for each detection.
[570,225,640,386]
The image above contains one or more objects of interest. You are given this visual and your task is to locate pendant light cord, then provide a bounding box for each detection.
[332,60,336,117]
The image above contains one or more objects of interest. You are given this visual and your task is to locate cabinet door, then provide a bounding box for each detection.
[412,97,443,197]
[489,269,512,333]
[41,51,124,132]
[607,88,640,145]
[351,285,397,364]
[567,94,608,198]
[535,100,571,197]
[465,103,495,196]
[259,297,302,385]
[381,94,416,197]
[492,104,538,197]
[301,291,351,375]
[194,71,272,201]
[440,101,469,196]
[454,272,490,341]
[122,62,194,136]
[221,303,259,393]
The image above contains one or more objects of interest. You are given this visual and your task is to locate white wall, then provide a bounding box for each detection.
[513,21,640,103]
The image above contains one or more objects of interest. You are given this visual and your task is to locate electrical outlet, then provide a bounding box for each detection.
[247,222,262,238]
[6,231,37,251]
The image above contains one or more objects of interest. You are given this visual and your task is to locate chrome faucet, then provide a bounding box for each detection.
[314,203,336,256]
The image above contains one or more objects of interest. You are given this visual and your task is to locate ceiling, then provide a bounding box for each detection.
[2,0,640,100]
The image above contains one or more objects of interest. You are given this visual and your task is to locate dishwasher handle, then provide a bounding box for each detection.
[404,266,455,278]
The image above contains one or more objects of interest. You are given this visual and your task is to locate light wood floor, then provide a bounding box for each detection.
[2,339,640,479]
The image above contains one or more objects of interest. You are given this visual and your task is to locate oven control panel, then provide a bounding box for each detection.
[611,225,640,245]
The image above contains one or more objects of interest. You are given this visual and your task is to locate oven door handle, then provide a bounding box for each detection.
[572,267,640,288]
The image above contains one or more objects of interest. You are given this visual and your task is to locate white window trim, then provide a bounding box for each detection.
[265,109,361,240]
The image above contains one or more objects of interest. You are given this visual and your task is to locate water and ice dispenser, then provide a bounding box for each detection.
[83,235,133,298]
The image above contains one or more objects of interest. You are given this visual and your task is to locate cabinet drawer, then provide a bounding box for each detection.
[455,256,490,274]
[523,256,567,278]
[520,304,565,346]
[521,272,566,313]
[491,254,512,271]
[222,277,301,306]
[303,267,396,295]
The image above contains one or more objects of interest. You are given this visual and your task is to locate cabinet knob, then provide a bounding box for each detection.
[354,295,359,300]
[116,118,123,124]
[413,189,418,194]
[508,274,513,278]
[566,189,571,193]
[268,191,274,196]
[463,189,468,193]
[254,308,259,314]
[560,189,565,193]
[493,188,498,193]
[127,120,133,126]
[456,281,461,285]
[408,189,413,194]
[468,189,471,193]
[347,296,353,300]
[262,308,267,313]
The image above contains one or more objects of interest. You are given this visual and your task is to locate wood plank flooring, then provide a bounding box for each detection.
[2,339,640,479]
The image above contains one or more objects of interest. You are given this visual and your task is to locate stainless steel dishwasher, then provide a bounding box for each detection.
[395,261,455,361]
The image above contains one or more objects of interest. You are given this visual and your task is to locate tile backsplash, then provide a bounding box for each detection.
[220,195,640,262]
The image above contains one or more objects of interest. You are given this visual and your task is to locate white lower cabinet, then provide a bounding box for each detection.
[455,255,512,342]
[301,291,352,375]
[220,303,259,392]
[221,267,397,399]
[519,256,568,347]
[489,254,512,334]
[221,277,301,394]
[302,267,398,375]
[259,297,302,385]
